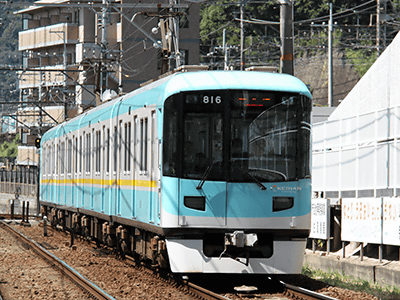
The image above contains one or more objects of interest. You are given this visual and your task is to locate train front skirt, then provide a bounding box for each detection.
[165,239,306,273]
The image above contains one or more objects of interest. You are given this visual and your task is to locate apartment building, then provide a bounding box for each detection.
[15,0,200,166]
[17,0,200,110]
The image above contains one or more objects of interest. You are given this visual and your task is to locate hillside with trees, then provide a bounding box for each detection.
[200,0,400,106]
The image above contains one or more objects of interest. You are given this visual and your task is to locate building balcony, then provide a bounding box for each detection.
[18,64,79,89]
[19,23,78,51]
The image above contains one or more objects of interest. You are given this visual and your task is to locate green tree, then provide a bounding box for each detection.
[0,134,20,158]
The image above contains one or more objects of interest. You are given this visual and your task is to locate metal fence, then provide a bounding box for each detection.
[0,168,38,197]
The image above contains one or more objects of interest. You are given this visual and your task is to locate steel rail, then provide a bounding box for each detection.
[183,281,232,300]
[282,281,339,300]
[124,254,232,300]
[0,221,115,300]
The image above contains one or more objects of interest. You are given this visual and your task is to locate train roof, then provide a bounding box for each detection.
[161,70,311,98]
[42,71,311,142]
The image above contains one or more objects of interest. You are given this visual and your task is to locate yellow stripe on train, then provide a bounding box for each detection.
[41,178,157,188]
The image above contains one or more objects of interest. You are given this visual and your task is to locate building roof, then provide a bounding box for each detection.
[15,0,70,15]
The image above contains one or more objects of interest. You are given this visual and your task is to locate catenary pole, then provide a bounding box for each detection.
[279,0,293,75]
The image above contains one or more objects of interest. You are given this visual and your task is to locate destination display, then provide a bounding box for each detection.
[233,91,278,108]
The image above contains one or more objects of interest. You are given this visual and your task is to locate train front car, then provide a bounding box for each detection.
[161,71,312,274]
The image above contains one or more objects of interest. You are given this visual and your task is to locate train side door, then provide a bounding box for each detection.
[133,110,149,223]
[150,110,160,225]
[116,118,134,218]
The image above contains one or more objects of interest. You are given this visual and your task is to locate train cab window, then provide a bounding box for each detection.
[183,114,223,179]
[163,91,312,182]
[163,96,178,176]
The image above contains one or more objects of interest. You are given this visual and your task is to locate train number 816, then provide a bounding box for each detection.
[203,95,222,104]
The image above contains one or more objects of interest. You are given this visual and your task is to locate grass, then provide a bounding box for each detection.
[302,265,400,300]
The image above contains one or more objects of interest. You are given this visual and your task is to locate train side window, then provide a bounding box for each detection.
[127,122,131,172]
[52,144,55,175]
[140,118,148,173]
[124,122,131,173]
[67,139,72,174]
[42,146,46,176]
[79,135,83,174]
[93,129,96,174]
[95,130,101,174]
[114,126,118,173]
[106,128,110,173]
[56,143,59,175]
[152,111,156,172]
[134,116,138,170]
[74,137,78,174]
[124,123,127,172]
[119,121,123,173]
[86,133,91,174]
[60,142,65,176]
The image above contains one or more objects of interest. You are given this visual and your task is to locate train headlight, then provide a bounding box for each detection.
[273,196,294,212]
[184,196,206,211]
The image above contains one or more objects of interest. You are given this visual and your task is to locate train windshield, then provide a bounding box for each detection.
[163,90,311,183]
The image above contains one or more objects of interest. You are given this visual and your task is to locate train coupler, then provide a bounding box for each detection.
[219,231,258,266]
[225,231,258,248]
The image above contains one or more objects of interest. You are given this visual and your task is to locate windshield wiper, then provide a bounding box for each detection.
[244,171,267,190]
[231,158,267,190]
[196,160,218,190]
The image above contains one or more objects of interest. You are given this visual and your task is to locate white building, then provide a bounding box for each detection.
[311,31,400,249]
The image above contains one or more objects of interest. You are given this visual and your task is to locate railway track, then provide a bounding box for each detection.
[282,282,339,300]
[0,218,339,300]
[0,219,231,300]
[0,220,115,300]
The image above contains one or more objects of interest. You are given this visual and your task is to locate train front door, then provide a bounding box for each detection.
[178,113,227,227]
[178,181,227,227]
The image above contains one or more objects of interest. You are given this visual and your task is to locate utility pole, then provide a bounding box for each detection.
[328,3,333,107]
[279,0,293,75]
[170,0,181,69]
[100,0,109,97]
[240,0,245,70]
[223,29,228,70]
[377,0,381,56]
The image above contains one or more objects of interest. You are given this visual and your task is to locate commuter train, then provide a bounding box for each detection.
[39,70,312,274]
